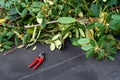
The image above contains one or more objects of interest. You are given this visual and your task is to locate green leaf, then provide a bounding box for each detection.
[110,47,117,55]
[16,8,22,15]
[32,8,40,12]
[106,41,115,49]
[52,34,60,40]
[0,48,4,52]
[3,45,11,49]
[106,12,114,23]
[27,28,34,34]
[37,11,45,18]
[70,37,79,42]
[0,37,2,43]
[90,4,99,17]
[111,14,120,20]
[36,18,43,24]
[50,43,55,51]
[97,26,105,37]
[41,19,47,29]
[61,26,73,36]
[70,37,80,46]
[108,56,115,61]
[9,8,18,15]
[109,15,120,30]
[90,39,96,47]
[0,1,5,7]
[109,20,120,30]
[6,31,14,39]
[4,41,13,46]
[96,49,104,60]
[21,2,26,7]
[31,2,43,8]
[75,28,79,38]
[57,17,76,24]
[63,32,70,39]
[1,30,7,37]
[81,44,93,51]
[98,36,106,48]
[78,38,90,45]
[54,40,62,48]
[21,8,28,17]
[28,8,35,17]
[107,0,117,7]
[94,22,103,28]
[15,35,19,45]
[72,42,80,46]
[86,49,94,58]
[87,23,95,29]
[25,0,28,3]
[23,33,30,43]
[79,28,85,37]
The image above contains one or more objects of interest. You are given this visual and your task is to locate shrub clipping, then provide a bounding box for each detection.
[0,0,120,61]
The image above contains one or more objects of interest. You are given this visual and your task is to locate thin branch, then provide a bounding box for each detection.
[3,44,24,55]
[8,14,30,24]
[110,4,120,11]
[24,20,58,29]
[3,47,17,55]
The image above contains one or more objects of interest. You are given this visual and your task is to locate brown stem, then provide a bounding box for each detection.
[110,4,120,11]
[8,14,31,24]
[3,44,24,55]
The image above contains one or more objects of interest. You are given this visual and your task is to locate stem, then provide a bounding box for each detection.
[81,0,89,11]
[31,26,37,41]
[8,14,30,24]
[103,5,107,12]
[24,20,58,28]
[76,20,88,28]
[26,29,41,48]
[3,44,24,55]
[3,47,17,55]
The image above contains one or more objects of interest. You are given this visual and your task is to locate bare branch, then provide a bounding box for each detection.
[24,20,58,29]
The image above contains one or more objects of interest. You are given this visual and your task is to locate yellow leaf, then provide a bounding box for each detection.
[0,19,6,23]
[95,27,99,31]
[89,29,94,37]
[85,29,94,39]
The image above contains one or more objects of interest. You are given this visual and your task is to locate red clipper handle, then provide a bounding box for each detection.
[28,57,39,68]
[33,57,44,70]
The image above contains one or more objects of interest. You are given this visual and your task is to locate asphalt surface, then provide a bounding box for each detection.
[0,41,120,80]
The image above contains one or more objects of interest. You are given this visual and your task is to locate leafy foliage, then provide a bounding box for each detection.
[0,0,120,61]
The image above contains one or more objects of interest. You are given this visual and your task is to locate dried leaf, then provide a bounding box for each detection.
[32,46,37,51]
[17,44,24,48]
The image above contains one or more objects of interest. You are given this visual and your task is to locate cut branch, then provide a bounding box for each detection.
[24,20,58,29]
[3,44,25,55]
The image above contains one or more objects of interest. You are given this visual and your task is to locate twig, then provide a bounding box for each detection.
[8,14,31,24]
[3,44,24,55]
[7,16,22,24]
[24,20,58,28]
[3,47,17,55]
[110,4,120,11]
